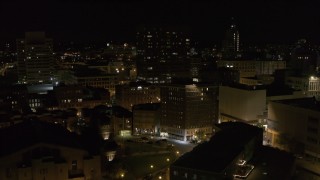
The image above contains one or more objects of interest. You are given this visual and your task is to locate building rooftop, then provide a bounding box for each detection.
[73,66,116,77]
[266,84,295,96]
[93,105,132,118]
[132,103,161,111]
[171,122,262,173]
[111,106,133,118]
[223,83,266,91]
[162,82,219,87]
[128,81,153,87]
[272,97,320,112]
[87,61,109,67]
[247,146,295,180]
[0,120,85,157]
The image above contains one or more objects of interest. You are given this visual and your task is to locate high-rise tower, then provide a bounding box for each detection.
[136,26,191,84]
[290,39,320,76]
[222,18,240,58]
[160,83,219,141]
[17,32,54,84]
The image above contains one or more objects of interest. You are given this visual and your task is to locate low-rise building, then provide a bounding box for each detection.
[267,97,320,159]
[217,60,286,78]
[132,103,161,135]
[115,82,160,110]
[219,84,266,124]
[170,122,295,180]
[72,66,118,97]
[54,85,110,110]
[0,120,101,180]
[286,76,320,97]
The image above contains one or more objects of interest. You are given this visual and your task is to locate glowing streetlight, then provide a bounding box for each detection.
[166,158,170,162]
[150,165,154,169]
[120,173,125,178]
[176,151,180,155]
[158,175,162,179]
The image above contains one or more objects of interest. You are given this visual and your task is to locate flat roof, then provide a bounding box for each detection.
[247,146,295,180]
[222,83,266,91]
[132,103,161,111]
[272,97,320,112]
[172,122,263,173]
[0,120,84,157]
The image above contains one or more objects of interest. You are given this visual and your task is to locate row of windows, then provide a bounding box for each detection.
[61,99,82,103]
[297,56,309,60]
[30,103,41,108]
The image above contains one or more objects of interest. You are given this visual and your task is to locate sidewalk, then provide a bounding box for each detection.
[296,158,320,176]
[130,150,171,156]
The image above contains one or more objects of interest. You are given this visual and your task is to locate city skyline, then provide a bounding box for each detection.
[1,1,320,46]
[1,1,320,179]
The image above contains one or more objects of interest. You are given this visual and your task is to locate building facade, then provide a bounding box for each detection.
[219,85,266,124]
[222,20,240,58]
[132,103,161,135]
[72,67,118,97]
[136,26,191,83]
[54,85,110,110]
[290,39,319,76]
[255,60,286,75]
[160,84,218,141]
[267,97,320,160]
[286,76,320,97]
[17,32,55,84]
[0,121,101,180]
[115,82,160,110]
[217,60,286,78]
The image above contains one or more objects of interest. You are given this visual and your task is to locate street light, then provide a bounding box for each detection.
[166,158,170,162]
[158,175,162,179]
[120,173,125,178]
[150,165,154,169]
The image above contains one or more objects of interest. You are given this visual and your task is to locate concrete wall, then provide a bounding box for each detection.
[219,86,266,123]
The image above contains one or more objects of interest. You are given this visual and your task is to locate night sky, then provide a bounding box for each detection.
[1,0,319,46]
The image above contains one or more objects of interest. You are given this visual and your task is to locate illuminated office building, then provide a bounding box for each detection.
[17,32,55,84]
[115,82,160,110]
[136,26,191,83]
[222,19,240,58]
[160,83,218,141]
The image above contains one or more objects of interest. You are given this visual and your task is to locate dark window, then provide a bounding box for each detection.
[6,168,13,178]
[308,117,319,124]
[307,137,318,144]
[307,127,318,134]
[72,160,77,170]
